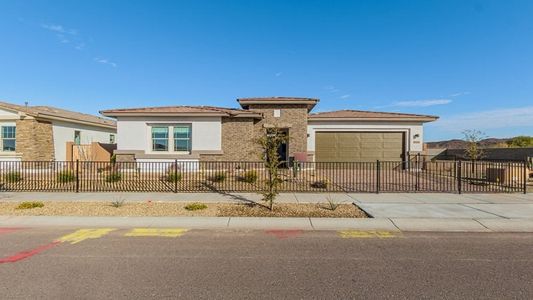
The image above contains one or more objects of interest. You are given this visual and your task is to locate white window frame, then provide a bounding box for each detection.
[1,125,16,152]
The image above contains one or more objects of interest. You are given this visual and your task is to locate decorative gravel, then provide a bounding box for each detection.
[0,202,367,218]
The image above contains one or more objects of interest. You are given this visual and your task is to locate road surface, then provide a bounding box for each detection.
[1,227,532,299]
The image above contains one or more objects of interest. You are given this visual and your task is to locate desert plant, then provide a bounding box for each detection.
[110,198,125,208]
[166,172,182,182]
[257,127,288,210]
[105,171,122,183]
[16,201,44,210]
[311,180,328,189]
[210,171,226,182]
[57,170,76,183]
[324,194,339,211]
[240,170,258,183]
[4,171,22,183]
[184,202,208,211]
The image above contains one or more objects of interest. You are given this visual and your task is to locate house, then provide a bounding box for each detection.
[0,101,117,162]
[100,97,438,164]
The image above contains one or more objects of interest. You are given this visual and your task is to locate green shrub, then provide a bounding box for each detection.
[311,180,328,189]
[4,171,22,183]
[105,171,122,183]
[166,172,182,183]
[16,201,44,210]
[110,198,125,208]
[57,170,76,183]
[240,170,258,183]
[210,171,226,183]
[184,202,208,211]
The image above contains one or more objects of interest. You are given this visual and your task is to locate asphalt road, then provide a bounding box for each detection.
[1,227,533,299]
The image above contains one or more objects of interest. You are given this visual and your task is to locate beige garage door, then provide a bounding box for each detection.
[315,132,404,162]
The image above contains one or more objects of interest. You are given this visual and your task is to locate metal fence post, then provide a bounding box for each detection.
[456,160,462,194]
[524,159,528,194]
[75,159,80,193]
[174,159,178,193]
[376,160,380,194]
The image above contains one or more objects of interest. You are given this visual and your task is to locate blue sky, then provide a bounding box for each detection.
[1,0,532,141]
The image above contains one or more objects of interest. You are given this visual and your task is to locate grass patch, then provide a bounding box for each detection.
[57,170,76,183]
[16,201,44,210]
[184,202,208,211]
[4,171,22,183]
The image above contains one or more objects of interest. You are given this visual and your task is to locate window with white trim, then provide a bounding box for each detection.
[1,126,16,152]
[150,125,192,153]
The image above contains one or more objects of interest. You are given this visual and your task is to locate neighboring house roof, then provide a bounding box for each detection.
[0,101,116,129]
[237,97,319,111]
[100,105,262,118]
[308,110,439,122]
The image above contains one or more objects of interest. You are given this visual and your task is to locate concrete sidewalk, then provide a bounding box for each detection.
[1,215,533,232]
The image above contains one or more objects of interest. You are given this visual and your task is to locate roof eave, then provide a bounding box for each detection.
[100,111,230,118]
[308,117,439,123]
[35,113,116,129]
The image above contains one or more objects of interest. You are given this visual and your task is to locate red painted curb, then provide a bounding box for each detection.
[0,241,61,264]
[265,229,304,239]
[0,228,26,235]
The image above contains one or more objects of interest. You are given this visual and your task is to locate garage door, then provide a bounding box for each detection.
[315,132,404,162]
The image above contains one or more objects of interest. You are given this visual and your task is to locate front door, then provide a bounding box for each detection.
[276,129,289,167]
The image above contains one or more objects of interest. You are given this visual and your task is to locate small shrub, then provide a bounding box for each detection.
[105,171,122,183]
[110,198,125,208]
[311,180,328,189]
[210,171,226,183]
[166,172,182,183]
[240,170,258,183]
[57,170,76,183]
[4,171,22,183]
[324,195,339,211]
[184,202,208,211]
[16,201,44,210]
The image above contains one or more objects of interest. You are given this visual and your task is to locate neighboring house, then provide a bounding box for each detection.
[0,101,117,162]
[100,97,438,163]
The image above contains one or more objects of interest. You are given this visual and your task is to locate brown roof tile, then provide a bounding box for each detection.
[0,101,116,128]
[309,110,439,122]
[100,105,261,117]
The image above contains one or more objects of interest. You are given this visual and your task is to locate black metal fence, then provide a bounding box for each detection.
[0,160,528,193]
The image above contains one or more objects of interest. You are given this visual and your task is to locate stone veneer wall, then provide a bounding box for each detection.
[247,104,309,157]
[200,117,259,161]
[15,118,55,161]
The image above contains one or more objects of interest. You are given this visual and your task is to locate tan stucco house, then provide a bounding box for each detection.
[0,101,116,162]
[101,97,438,164]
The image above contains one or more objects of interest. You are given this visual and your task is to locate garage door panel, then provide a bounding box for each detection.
[315,132,404,162]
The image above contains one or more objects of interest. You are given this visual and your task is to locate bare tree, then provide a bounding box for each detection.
[462,129,486,161]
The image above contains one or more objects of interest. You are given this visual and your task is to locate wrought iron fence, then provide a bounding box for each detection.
[0,159,527,193]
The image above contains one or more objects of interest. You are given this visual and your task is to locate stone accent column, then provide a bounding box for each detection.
[15,118,55,161]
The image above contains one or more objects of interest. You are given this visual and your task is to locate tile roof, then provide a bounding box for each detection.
[309,110,439,121]
[0,101,116,128]
[100,105,261,117]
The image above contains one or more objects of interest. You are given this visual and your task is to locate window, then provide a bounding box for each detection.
[109,134,116,144]
[173,125,191,152]
[1,126,16,152]
[74,130,81,145]
[151,127,169,151]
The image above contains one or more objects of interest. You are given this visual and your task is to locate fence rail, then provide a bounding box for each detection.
[0,160,528,194]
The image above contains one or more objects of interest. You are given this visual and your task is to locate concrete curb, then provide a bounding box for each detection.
[1,215,533,232]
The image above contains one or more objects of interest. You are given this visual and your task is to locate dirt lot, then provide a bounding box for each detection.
[0,201,368,218]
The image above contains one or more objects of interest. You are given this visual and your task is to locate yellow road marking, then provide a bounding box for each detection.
[338,230,399,239]
[124,228,189,237]
[57,228,116,244]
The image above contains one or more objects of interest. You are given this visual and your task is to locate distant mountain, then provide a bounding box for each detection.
[426,138,511,149]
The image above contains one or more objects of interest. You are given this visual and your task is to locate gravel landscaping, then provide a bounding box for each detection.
[0,201,368,218]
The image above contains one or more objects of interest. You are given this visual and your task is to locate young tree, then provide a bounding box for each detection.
[462,129,486,161]
[256,128,288,211]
